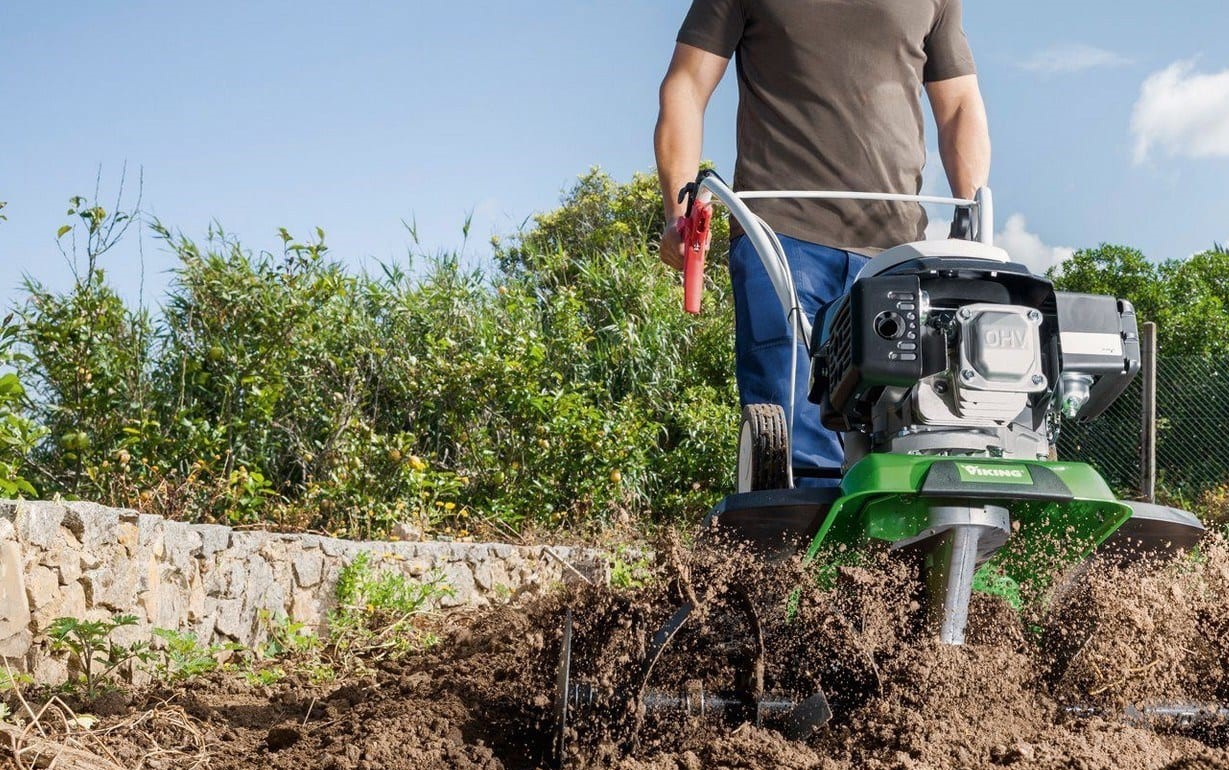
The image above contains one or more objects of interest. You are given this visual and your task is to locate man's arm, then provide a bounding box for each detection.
[926,74,991,200]
[654,43,729,270]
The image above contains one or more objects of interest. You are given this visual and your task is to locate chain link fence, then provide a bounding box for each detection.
[1058,354,1229,503]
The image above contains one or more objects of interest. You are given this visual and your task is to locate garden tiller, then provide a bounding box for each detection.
[552,171,1215,763]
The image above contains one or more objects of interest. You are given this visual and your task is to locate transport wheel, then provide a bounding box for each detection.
[736,404,791,493]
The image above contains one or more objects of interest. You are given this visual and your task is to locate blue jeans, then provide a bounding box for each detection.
[729,234,868,478]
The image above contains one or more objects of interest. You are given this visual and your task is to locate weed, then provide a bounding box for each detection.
[242,666,287,687]
[0,670,33,691]
[47,615,152,698]
[150,628,238,681]
[609,547,655,590]
[328,551,451,666]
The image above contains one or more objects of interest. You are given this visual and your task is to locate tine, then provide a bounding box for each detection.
[779,692,834,741]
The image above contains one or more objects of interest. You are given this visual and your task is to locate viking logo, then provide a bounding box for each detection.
[956,463,1034,485]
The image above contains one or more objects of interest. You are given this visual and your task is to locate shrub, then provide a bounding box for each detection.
[1194,485,1229,529]
[0,315,43,497]
[11,168,741,536]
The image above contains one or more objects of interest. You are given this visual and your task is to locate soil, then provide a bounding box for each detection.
[7,534,1229,770]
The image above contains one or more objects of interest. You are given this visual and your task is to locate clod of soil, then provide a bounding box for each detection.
[8,534,1229,770]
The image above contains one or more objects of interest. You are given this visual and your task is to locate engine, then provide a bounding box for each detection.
[809,240,1140,467]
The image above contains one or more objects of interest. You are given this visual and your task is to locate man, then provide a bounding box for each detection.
[655,0,990,477]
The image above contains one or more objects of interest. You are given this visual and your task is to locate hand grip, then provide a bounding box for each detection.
[677,201,713,315]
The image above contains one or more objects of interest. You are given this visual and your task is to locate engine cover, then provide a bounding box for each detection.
[954,304,1046,421]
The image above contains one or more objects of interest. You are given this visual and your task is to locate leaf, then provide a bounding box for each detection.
[69,714,99,730]
[57,224,72,239]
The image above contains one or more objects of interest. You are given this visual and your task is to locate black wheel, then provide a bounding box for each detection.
[737,404,791,493]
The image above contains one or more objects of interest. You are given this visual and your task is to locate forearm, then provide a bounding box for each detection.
[936,98,991,199]
[654,78,706,221]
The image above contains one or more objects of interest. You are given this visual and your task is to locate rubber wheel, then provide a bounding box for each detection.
[736,404,791,493]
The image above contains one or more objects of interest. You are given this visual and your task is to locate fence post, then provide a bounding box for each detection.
[1140,322,1158,503]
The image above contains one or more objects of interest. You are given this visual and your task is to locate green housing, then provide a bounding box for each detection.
[804,454,1134,605]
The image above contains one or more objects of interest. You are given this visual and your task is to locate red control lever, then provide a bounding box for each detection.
[676,200,713,314]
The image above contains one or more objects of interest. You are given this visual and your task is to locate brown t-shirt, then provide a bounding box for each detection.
[678,0,976,254]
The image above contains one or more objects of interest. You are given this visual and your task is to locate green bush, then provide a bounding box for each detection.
[0,315,43,497]
[9,169,740,537]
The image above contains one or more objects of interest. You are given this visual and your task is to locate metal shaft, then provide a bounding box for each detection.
[932,524,983,645]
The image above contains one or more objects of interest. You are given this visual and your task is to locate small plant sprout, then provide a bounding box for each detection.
[48,615,152,698]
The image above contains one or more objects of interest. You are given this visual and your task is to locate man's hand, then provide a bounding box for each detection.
[659,222,686,271]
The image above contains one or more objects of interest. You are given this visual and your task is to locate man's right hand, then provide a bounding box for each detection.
[655,43,729,274]
[659,222,686,271]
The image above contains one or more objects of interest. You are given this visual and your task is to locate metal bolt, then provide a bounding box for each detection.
[934,381,949,394]
[1028,310,1042,323]
[961,369,976,382]
[958,307,974,321]
[1031,374,1047,386]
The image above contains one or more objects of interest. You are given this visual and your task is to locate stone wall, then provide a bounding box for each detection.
[0,500,607,683]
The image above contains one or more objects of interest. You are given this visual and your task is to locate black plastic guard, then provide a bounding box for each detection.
[704,488,838,559]
[1096,501,1206,563]
[920,461,1075,502]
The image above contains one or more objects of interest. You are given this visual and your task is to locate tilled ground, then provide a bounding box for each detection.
[6,534,1229,770]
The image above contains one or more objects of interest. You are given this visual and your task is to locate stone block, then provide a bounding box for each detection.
[81,563,142,613]
[320,536,360,559]
[290,589,323,627]
[258,537,290,564]
[194,524,231,557]
[390,521,423,542]
[32,580,86,629]
[14,502,66,549]
[0,629,32,658]
[62,502,121,550]
[240,555,280,609]
[226,533,262,561]
[405,558,431,578]
[57,559,82,587]
[59,582,87,620]
[25,565,60,622]
[439,562,476,608]
[292,551,324,588]
[29,655,67,686]
[199,558,226,597]
[117,521,140,552]
[0,541,31,642]
[213,599,248,640]
[161,521,204,578]
[38,534,85,585]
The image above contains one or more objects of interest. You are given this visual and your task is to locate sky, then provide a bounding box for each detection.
[2,0,1228,309]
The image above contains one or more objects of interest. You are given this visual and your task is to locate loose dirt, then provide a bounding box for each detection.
[7,534,1229,770]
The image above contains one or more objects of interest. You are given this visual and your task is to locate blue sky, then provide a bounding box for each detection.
[3,0,1228,308]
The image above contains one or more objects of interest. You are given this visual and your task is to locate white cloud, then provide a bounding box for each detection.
[1132,61,1229,163]
[995,215,1075,274]
[923,214,1073,275]
[1020,44,1130,74]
